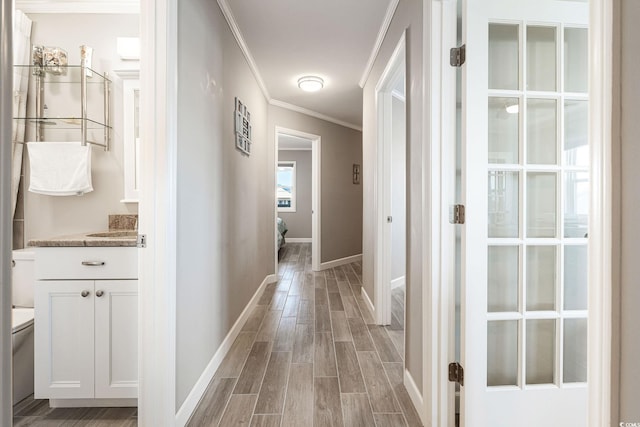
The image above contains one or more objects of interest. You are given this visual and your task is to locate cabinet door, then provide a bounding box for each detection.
[34,280,95,399]
[94,280,138,398]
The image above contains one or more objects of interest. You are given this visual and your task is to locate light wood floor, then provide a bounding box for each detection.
[187,243,421,427]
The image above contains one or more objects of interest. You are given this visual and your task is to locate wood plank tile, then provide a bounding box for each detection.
[341,393,375,427]
[350,262,362,276]
[187,377,235,426]
[292,324,314,364]
[328,292,345,311]
[348,317,375,351]
[314,377,344,427]
[383,363,423,427]
[331,310,352,342]
[325,268,336,278]
[335,342,366,393]
[345,270,361,285]
[354,294,375,324]
[270,291,288,310]
[273,316,296,352]
[315,274,327,289]
[315,288,328,306]
[258,285,276,306]
[288,273,303,296]
[368,325,402,362]
[251,414,281,427]
[386,328,405,359]
[234,341,271,394]
[219,394,257,426]
[315,302,332,332]
[215,332,256,378]
[282,363,314,427]
[301,281,315,300]
[297,299,314,324]
[338,281,353,297]
[326,277,340,293]
[357,351,401,413]
[256,310,282,342]
[242,305,268,332]
[314,332,337,377]
[276,278,292,292]
[282,295,300,317]
[374,413,409,427]
[342,295,362,319]
[333,267,347,281]
[254,352,291,414]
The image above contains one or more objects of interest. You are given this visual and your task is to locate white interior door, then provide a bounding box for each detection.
[460,0,589,425]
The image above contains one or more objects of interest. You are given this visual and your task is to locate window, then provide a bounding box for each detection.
[277,161,296,212]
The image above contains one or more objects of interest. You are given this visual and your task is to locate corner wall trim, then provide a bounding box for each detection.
[319,253,362,271]
[175,273,278,426]
[390,276,405,290]
[404,369,426,426]
[270,99,363,132]
[360,286,376,320]
[285,238,312,243]
[358,0,401,88]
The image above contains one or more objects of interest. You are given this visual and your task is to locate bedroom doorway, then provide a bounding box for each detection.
[274,127,321,274]
[374,34,406,326]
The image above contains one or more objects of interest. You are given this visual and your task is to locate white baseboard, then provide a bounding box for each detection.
[319,253,362,270]
[404,369,426,426]
[175,273,278,426]
[390,276,405,290]
[49,398,137,408]
[286,237,312,243]
[361,286,375,320]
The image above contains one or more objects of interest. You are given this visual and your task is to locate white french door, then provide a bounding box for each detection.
[459,0,589,425]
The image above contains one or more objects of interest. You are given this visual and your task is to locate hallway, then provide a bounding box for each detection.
[187,243,422,427]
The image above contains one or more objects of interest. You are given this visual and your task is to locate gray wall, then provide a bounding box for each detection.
[278,149,311,239]
[268,105,363,264]
[614,0,640,423]
[175,0,273,409]
[22,14,139,242]
[391,95,406,281]
[362,0,425,392]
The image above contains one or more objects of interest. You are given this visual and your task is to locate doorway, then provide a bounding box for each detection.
[274,127,321,274]
[374,34,407,327]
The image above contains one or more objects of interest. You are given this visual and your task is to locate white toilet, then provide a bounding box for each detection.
[12,249,35,406]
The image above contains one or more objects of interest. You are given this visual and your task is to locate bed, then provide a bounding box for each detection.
[277,217,288,251]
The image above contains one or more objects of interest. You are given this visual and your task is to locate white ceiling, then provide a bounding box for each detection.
[225,0,396,129]
[278,133,312,150]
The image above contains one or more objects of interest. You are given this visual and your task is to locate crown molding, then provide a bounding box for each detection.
[270,99,362,132]
[217,0,271,101]
[15,0,139,14]
[217,0,361,132]
[358,0,400,88]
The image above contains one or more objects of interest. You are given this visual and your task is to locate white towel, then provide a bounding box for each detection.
[27,142,93,196]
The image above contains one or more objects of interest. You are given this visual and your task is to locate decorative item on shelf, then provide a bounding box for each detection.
[32,45,68,75]
[234,97,252,156]
[353,164,361,185]
[80,44,93,77]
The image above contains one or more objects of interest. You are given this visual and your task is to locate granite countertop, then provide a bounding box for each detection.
[28,230,137,248]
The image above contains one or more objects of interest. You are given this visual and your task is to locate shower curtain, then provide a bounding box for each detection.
[11,10,32,219]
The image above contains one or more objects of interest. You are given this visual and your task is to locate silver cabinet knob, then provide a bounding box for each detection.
[96,290,104,297]
[82,261,105,266]
[81,290,90,298]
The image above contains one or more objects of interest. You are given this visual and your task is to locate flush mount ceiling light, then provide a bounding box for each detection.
[297,76,324,92]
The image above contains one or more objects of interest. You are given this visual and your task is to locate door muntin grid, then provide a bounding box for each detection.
[486,21,588,389]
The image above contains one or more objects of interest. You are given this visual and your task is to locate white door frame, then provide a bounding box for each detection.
[374,32,406,326]
[274,126,321,273]
[139,0,178,424]
[430,0,613,425]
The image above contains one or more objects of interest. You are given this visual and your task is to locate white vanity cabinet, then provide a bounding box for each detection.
[34,247,138,403]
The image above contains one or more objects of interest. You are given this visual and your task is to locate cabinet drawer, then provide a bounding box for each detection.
[35,247,138,280]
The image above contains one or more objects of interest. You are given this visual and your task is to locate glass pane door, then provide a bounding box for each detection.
[486,20,588,390]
